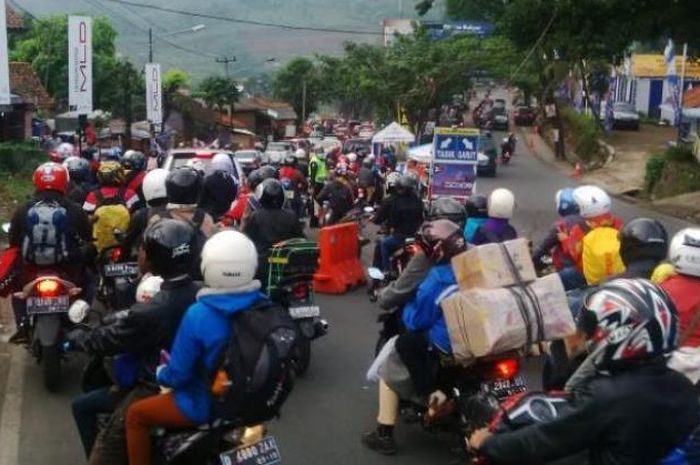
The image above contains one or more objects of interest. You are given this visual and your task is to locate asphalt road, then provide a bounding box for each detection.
[0,126,693,465]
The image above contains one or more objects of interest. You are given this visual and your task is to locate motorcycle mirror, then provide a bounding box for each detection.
[367,267,385,280]
[363,206,375,214]
[1,222,10,234]
[68,299,90,324]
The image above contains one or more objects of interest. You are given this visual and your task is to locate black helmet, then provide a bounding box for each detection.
[166,167,202,205]
[256,178,285,209]
[430,197,466,224]
[466,194,488,218]
[144,218,195,278]
[395,175,417,195]
[258,165,278,181]
[247,169,264,190]
[619,218,669,266]
[416,220,466,263]
[122,150,146,172]
[282,155,297,167]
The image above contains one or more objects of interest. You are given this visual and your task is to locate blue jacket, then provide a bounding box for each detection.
[464,217,487,243]
[402,263,458,354]
[157,290,267,424]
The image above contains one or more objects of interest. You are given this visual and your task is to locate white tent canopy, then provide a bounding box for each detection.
[371,121,415,144]
[407,144,433,164]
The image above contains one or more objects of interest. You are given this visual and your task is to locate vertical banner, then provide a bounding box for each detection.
[68,16,93,114]
[0,2,10,105]
[145,63,163,127]
[430,127,480,199]
[664,38,680,126]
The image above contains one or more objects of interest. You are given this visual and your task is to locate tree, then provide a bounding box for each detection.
[162,69,191,123]
[196,76,240,112]
[272,57,322,123]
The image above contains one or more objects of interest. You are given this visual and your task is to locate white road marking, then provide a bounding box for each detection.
[0,345,26,465]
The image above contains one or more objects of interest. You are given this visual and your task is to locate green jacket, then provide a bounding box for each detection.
[309,155,328,184]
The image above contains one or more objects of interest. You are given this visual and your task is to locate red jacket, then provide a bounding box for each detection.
[661,274,700,348]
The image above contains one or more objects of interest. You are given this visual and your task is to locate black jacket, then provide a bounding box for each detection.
[481,362,699,465]
[81,277,200,384]
[198,172,237,221]
[373,193,424,238]
[317,180,354,222]
[243,207,305,256]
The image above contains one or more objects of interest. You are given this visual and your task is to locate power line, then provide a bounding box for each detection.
[104,0,384,36]
[508,8,558,83]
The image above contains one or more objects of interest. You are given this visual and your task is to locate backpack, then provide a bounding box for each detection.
[22,199,70,266]
[581,225,625,285]
[211,300,298,425]
[92,188,131,253]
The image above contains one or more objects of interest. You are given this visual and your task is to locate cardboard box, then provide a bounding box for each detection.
[451,238,537,290]
[441,273,576,360]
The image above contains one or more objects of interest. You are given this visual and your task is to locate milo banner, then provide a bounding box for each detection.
[68,16,93,114]
[430,127,479,199]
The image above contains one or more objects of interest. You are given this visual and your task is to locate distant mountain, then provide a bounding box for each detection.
[10,0,438,80]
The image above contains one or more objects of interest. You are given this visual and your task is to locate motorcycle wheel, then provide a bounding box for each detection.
[42,344,61,392]
[293,338,311,376]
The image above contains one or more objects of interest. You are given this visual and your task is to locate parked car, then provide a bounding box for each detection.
[494,98,507,109]
[162,149,243,183]
[609,102,640,130]
[476,135,498,177]
[343,138,372,155]
[492,107,509,130]
[513,105,536,126]
[233,149,266,175]
[265,141,294,164]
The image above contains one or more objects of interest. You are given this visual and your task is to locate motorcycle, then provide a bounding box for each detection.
[267,239,328,375]
[500,138,513,165]
[13,274,84,391]
[97,241,139,310]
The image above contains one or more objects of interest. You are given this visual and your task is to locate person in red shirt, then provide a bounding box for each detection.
[83,161,140,214]
[122,150,148,204]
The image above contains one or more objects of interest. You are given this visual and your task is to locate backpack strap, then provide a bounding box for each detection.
[118,186,127,203]
[93,189,105,206]
[192,208,206,229]
[680,304,700,346]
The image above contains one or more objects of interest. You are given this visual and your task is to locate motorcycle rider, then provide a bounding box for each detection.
[317,164,355,225]
[362,220,466,455]
[163,166,216,237]
[373,175,424,272]
[470,188,517,245]
[124,230,267,465]
[463,194,488,242]
[279,155,308,217]
[8,162,93,344]
[198,153,238,222]
[121,168,169,258]
[469,279,699,465]
[68,218,200,463]
[243,179,305,285]
[121,150,147,204]
[83,161,140,214]
[64,156,95,205]
[308,150,328,227]
[616,217,668,279]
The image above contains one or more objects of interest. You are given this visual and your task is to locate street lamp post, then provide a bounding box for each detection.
[148,24,206,63]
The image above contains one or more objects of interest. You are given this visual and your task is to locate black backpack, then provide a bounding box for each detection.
[211,300,298,425]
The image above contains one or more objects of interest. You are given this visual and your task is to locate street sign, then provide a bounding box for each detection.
[68,16,93,114]
[430,127,479,199]
[145,63,162,126]
[0,2,11,105]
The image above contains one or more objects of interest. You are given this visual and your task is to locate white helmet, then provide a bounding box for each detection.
[56,142,75,161]
[136,273,163,303]
[211,153,234,174]
[295,148,306,159]
[201,230,258,289]
[573,185,611,218]
[142,168,169,204]
[386,171,401,190]
[488,188,515,219]
[669,228,700,278]
[347,152,358,163]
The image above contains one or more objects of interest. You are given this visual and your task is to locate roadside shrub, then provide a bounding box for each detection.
[645,153,666,193]
[664,145,695,163]
[0,142,46,174]
[560,106,602,163]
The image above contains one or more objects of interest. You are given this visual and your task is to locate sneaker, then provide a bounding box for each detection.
[360,430,397,455]
[8,326,30,345]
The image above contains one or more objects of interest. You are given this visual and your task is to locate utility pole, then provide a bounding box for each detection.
[301,80,307,123]
[148,27,153,62]
[678,42,688,143]
[216,56,237,77]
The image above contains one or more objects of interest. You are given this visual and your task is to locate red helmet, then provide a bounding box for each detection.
[33,162,69,193]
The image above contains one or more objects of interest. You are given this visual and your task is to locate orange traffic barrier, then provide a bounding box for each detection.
[313,222,366,294]
[571,162,583,178]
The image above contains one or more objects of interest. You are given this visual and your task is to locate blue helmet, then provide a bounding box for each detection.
[556,188,579,217]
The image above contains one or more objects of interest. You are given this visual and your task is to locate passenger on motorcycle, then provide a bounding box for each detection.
[347,152,360,174]
[198,153,238,222]
[8,162,94,344]
[470,188,517,245]
[243,179,305,285]
[463,194,488,242]
[122,168,169,258]
[532,188,584,272]
[83,160,140,214]
[373,175,425,272]
[357,157,378,203]
[317,165,355,224]
[362,220,466,455]
[469,279,699,465]
[125,230,268,465]
[662,228,700,384]
[68,219,200,462]
[239,165,278,227]
[616,217,668,279]
[163,166,216,237]
[64,156,95,205]
[121,150,147,204]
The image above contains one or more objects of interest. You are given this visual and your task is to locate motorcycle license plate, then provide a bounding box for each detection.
[220,436,281,465]
[103,262,139,278]
[284,190,295,200]
[288,305,320,319]
[480,375,527,399]
[26,295,69,314]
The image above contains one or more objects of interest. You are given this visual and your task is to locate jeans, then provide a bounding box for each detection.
[558,266,587,291]
[380,235,402,271]
[72,387,123,458]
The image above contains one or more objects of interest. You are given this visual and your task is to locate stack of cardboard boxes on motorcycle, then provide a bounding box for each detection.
[442,238,576,362]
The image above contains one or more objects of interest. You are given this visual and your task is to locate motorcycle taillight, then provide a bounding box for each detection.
[36,279,63,297]
[483,358,520,380]
[292,283,308,300]
[110,247,123,262]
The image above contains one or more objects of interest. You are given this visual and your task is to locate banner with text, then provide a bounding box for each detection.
[430,127,479,198]
[68,16,93,114]
[0,2,11,105]
[145,63,163,127]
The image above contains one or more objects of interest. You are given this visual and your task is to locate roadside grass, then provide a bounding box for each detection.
[645,145,700,199]
[0,143,46,220]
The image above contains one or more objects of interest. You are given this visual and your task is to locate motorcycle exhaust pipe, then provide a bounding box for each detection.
[313,319,329,339]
